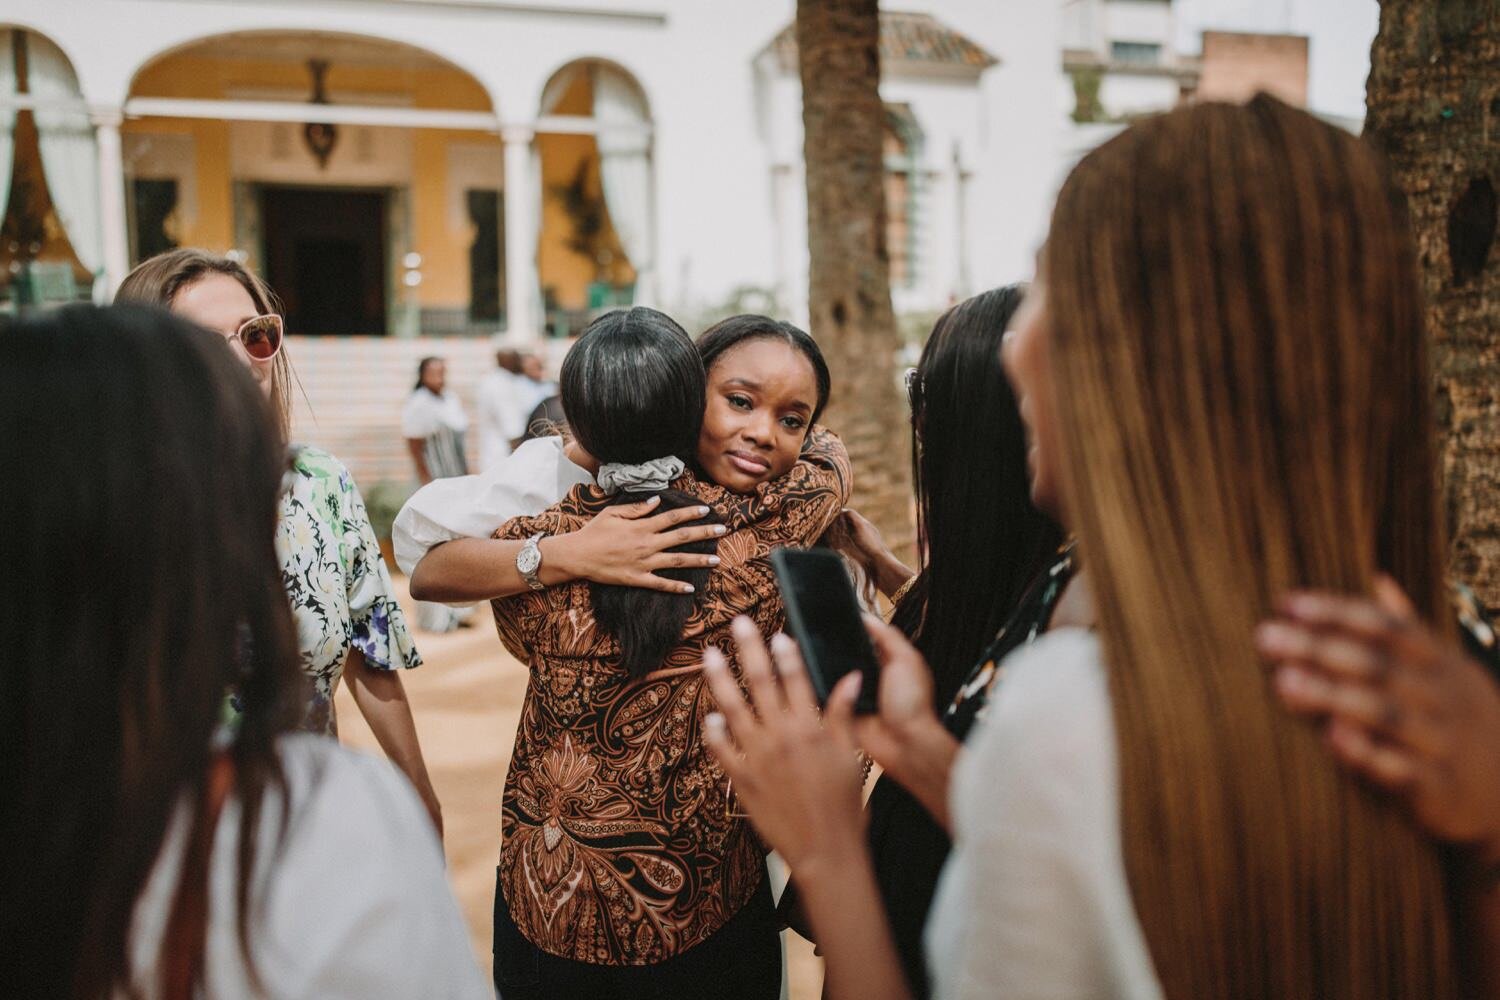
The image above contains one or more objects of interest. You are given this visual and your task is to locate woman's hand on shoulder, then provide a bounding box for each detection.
[838,509,914,600]
[1257,575,1500,870]
[549,496,727,595]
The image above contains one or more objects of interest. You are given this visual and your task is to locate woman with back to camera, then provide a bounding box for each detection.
[116,249,441,833]
[0,305,486,999]
[797,285,1063,997]
[699,96,1480,999]
[481,308,849,999]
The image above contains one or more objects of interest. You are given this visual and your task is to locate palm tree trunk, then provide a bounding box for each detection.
[797,0,914,553]
[1366,1,1500,604]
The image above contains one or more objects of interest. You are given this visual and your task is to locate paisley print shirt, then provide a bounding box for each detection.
[276,447,422,735]
[490,430,851,965]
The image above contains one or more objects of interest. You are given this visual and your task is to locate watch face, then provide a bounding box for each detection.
[517,543,542,576]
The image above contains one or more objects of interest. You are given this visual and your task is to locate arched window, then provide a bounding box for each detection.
[884,104,923,289]
[0,27,98,309]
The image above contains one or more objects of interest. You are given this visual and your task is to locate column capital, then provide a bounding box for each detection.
[89,106,125,130]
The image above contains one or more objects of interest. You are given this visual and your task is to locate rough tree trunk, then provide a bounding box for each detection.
[797,0,914,552]
[1366,1,1500,605]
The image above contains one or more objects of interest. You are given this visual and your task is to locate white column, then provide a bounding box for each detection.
[91,108,130,300]
[502,126,538,339]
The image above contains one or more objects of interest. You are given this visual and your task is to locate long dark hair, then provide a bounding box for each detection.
[414,356,443,392]
[0,305,304,997]
[696,314,832,427]
[563,307,720,677]
[888,286,1062,705]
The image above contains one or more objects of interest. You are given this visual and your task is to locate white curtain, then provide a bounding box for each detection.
[0,31,17,230]
[29,34,102,277]
[591,67,652,291]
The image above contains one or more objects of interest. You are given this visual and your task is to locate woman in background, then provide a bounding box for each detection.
[822,285,1062,996]
[403,355,475,632]
[117,250,440,834]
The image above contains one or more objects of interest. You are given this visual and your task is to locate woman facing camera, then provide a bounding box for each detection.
[703,96,1466,999]
[116,250,440,834]
[0,305,486,999]
[482,308,849,999]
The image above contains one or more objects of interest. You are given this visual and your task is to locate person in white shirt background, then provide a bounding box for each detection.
[402,356,475,632]
[1,305,488,1000]
[475,347,527,472]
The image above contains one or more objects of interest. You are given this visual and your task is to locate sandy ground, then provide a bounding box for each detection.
[332,575,825,997]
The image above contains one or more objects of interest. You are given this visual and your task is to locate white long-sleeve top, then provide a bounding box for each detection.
[125,736,490,999]
[392,435,595,578]
[926,628,1165,1000]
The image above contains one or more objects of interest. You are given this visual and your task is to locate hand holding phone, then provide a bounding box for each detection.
[770,547,881,713]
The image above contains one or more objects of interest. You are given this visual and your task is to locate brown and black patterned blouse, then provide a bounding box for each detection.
[490,430,851,965]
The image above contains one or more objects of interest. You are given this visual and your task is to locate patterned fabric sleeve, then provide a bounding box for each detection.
[339,465,423,672]
[703,426,853,551]
[489,505,582,661]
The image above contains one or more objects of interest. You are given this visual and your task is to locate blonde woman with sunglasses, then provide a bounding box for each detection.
[117,249,442,838]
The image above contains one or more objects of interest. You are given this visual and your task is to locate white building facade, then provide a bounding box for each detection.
[3,0,1074,332]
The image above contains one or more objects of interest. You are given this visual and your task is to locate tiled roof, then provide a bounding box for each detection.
[768,11,999,74]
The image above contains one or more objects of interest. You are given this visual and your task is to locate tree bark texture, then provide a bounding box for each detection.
[1367,0,1500,606]
[797,0,915,553]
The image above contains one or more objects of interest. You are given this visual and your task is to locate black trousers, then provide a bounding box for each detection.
[492,867,782,1000]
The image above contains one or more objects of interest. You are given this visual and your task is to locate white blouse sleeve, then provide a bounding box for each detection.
[256,739,491,999]
[925,629,1164,1000]
[392,435,595,576]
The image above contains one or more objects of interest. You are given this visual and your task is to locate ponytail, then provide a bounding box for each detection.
[590,490,721,677]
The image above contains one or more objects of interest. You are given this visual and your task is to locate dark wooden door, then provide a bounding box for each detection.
[261,185,387,335]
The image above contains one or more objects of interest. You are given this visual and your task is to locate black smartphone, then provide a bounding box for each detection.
[769,547,881,714]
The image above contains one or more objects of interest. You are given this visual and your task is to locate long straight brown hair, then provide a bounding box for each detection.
[116,248,297,440]
[1046,96,1455,997]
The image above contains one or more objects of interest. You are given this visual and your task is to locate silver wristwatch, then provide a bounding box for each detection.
[516,532,547,591]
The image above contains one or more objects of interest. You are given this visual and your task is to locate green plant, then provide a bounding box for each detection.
[362,479,415,542]
[550,159,612,280]
[1070,67,1104,124]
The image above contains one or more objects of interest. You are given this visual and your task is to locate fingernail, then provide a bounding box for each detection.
[706,712,725,730]
[770,633,794,653]
[708,556,721,566]
[1274,665,1307,694]
[1254,621,1291,649]
[646,495,660,505]
[1284,594,1320,616]
[682,583,695,594]
[703,647,725,669]
[713,525,729,535]
[698,506,711,516]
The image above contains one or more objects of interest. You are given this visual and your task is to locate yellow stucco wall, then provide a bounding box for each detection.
[120,46,635,319]
[535,68,636,311]
[123,52,496,311]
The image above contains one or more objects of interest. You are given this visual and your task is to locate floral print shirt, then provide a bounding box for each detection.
[490,430,851,965]
[276,447,422,735]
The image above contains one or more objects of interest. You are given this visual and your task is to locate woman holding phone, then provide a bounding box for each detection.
[116,250,441,835]
[701,97,1469,999]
